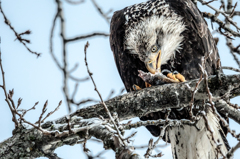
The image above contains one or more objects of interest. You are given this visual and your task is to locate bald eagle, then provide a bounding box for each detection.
[110,0,228,144]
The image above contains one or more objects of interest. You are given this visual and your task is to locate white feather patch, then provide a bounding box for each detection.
[125,14,186,64]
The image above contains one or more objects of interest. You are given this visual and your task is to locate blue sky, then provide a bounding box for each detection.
[0,0,239,158]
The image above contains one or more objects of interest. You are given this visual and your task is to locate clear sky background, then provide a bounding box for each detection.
[0,0,239,158]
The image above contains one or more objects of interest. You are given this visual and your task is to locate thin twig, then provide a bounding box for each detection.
[37,101,48,128]
[41,100,62,123]
[229,2,238,18]
[189,64,204,120]
[66,116,74,134]
[70,98,98,107]
[222,66,240,73]
[226,41,240,55]
[66,33,109,42]
[69,75,89,82]
[65,0,85,5]
[106,90,115,100]
[0,2,41,57]
[144,124,169,158]
[202,0,217,5]
[202,12,240,37]
[69,63,79,73]
[50,6,62,70]
[19,101,39,117]
[90,0,111,23]
[220,0,226,11]
[226,141,240,158]
[17,98,23,109]
[225,0,240,68]
[134,144,168,149]
[71,83,79,100]
[0,51,18,128]
[199,0,240,31]
[55,0,71,113]
[84,42,127,146]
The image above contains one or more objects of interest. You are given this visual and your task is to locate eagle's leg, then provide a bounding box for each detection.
[132,84,142,91]
[133,82,151,91]
[145,82,152,88]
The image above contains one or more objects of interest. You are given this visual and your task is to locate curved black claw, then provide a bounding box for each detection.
[173,70,179,75]
[161,69,171,76]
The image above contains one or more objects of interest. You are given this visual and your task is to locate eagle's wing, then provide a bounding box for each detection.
[165,0,220,79]
[110,9,147,92]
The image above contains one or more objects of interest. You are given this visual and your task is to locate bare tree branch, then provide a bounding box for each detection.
[222,66,240,72]
[65,0,85,5]
[90,0,111,24]
[0,2,41,57]
[198,0,240,31]
[66,33,109,42]
[227,141,240,158]
[72,74,240,123]
[0,51,19,128]
[202,12,240,37]
[84,42,128,146]
[50,6,62,70]
[0,116,142,158]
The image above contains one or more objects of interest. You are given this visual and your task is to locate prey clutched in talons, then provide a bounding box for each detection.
[138,70,186,86]
[138,70,178,86]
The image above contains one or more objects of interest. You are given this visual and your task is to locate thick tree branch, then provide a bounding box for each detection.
[0,117,142,159]
[71,74,240,123]
[1,73,240,158]
[215,99,240,125]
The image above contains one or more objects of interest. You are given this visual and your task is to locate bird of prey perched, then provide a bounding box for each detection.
[110,0,229,155]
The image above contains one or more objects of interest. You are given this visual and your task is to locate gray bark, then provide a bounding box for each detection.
[71,74,240,123]
[0,117,142,159]
[0,73,239,158]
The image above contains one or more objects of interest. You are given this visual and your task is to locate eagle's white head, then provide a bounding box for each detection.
[124,1,186,74]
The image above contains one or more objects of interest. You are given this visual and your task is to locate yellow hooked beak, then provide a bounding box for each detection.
[144,50,161,74]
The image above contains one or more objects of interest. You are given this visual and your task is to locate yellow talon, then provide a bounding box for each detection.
[175,73,186,82]
[167,73,180,82]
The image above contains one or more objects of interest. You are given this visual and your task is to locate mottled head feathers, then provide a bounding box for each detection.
[124,0,186,65]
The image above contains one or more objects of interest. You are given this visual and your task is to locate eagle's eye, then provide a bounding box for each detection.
[148,60,153,64]
[151,45,158,53]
